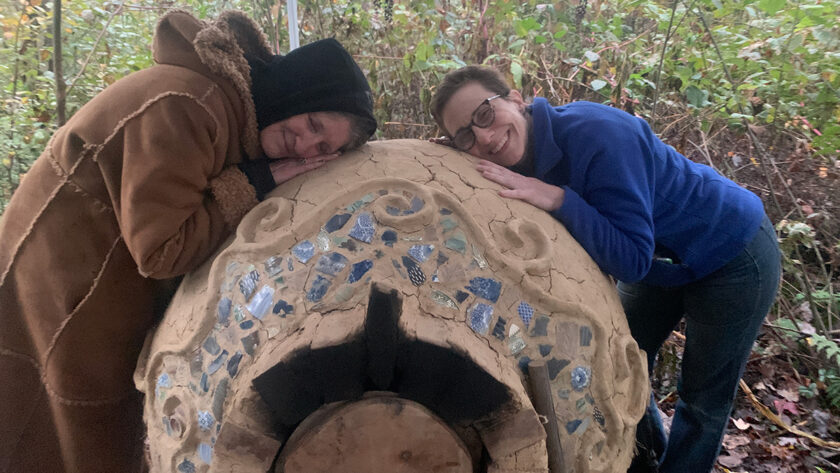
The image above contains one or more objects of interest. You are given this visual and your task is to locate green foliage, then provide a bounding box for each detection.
[809,334,840,369]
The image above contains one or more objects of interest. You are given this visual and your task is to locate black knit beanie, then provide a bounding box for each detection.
[247,38,376,137]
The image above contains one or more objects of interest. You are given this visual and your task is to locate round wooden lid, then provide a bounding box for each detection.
[277,395,473,473]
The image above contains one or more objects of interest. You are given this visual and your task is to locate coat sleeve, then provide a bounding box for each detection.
[118,94,259,279]
[548,111,657,283]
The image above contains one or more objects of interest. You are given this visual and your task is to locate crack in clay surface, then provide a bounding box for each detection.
[136,140,648,473]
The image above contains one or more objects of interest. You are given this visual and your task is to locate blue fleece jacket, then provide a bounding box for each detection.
[529,98,765,286]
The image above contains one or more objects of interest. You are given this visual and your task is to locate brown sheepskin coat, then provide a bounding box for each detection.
[0,10,272,473]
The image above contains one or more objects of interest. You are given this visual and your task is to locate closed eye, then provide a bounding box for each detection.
[308,114,322,133]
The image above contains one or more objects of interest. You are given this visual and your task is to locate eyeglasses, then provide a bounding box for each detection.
[451,95,501,150]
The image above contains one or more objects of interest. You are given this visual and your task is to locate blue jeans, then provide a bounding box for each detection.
[618,215,780,473]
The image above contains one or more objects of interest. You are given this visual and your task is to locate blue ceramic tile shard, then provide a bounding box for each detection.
[557,389,570,399]
[177,459,196,473]
[212,378,228,420]
[346,193,375,212]
[207,350,228,375]
[198,442,213,464]
[217,297,231,326]
[234,305,244,322]
[200,373,209,392]
[430,290,458,309]
[272,299,294,316]
[227,351,243,377]
[324,213,351,232]
[239,270,260,301]
[547,358,570,380]
[517,302,534,328]
[440,208,452,215]
[190,352,203,377]
[348,212,375,243]
[239,320,254,330]
[468,303,494,334]
[436,252,449,265]
[575,417,592,436]
[408,244,435,263]
[444,235,467,254]
[539,344,553,357]
[466,277,502,303]
[348,259,373,283]
[246,285,274,319]
[157,373,171,389]
[264,256,284,277]
[580,326,593,346]
[241,332,258,356]
[455,291,470,303]
[518,356,532,374]
[339,239,358,252]
[440,218,458,233]
[401,256,426,286]
[287,258,294,271]
[198,411,214,431]
[585,393,595,405]
[530,316,550,337]
[386,205,401,216]
[203,336,221,356]
[571,366,592,391]
[381,230,397,247]
[566,419,583,434]
[408,196,424,213]
[315,252,349,276]
[509,334,526,355]
[292,241,315,263]
[307,275,331,302]
[391,259,407,279]
[492,317,507,340]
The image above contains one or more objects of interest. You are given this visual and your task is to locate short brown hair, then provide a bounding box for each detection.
[430,66,511,136]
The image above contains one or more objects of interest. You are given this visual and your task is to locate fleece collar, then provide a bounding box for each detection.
[153,10,272,159]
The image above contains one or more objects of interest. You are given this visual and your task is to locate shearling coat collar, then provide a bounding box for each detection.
[153,10,272,159]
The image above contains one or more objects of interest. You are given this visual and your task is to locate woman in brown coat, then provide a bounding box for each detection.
[0,10,376,473]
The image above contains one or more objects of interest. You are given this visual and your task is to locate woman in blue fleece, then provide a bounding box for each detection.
[430,66,780,473]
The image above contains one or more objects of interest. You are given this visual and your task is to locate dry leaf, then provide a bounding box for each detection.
[732,418,752,430]
[778,437,798,447]
[722,434,752,450]
[718,450,748,468]
[774,399,800,416]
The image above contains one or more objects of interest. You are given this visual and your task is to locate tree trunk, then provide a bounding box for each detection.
[53,0,66,126]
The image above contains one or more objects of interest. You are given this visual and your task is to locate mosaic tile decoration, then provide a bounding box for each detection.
[149,186,600,469]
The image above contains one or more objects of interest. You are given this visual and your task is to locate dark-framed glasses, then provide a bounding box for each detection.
[452,94,501,150]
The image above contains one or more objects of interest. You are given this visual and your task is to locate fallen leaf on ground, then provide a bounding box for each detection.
[732,418,752,430]
[773,399,799,416]
[718,450,748,468]
[777,437,798,447]
[722,434,752,450]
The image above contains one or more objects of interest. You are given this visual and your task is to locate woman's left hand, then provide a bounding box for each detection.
[476,159,565,212]
[269,153,340,186]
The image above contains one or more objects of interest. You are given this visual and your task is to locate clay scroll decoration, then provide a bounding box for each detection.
[135,140,649,473]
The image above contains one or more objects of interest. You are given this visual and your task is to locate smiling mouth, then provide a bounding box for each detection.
[489,130,509,155]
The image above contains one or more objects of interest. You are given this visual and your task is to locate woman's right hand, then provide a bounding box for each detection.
[269,153,340,185]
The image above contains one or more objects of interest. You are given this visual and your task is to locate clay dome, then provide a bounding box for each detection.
[135,139,648,473]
